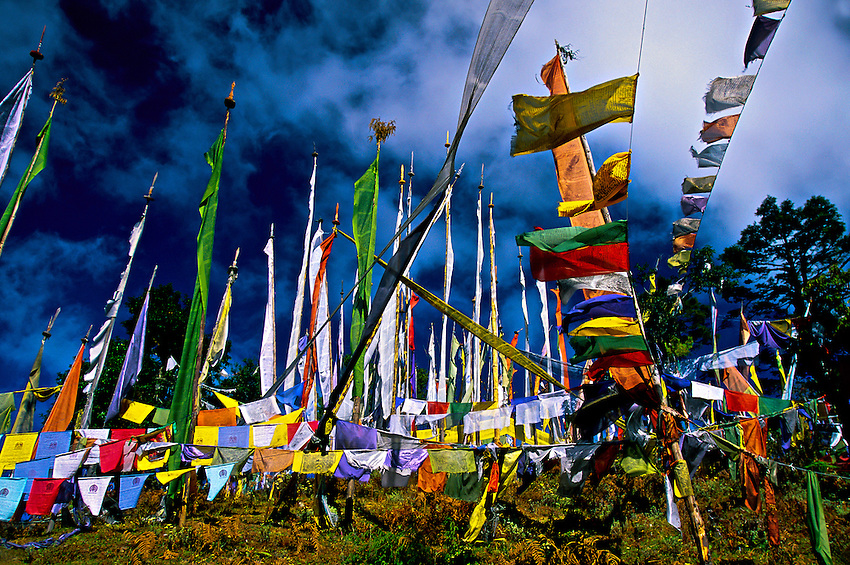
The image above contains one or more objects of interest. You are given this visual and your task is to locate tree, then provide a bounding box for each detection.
[720,195,850,441]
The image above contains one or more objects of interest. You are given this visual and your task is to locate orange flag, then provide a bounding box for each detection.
[42,340,85,432]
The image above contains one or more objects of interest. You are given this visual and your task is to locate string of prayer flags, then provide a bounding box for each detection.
[557,151,630,217]
[704,75,756,113]
[690,143,728,168]
[745,16,782,68]
[511,74,637,156]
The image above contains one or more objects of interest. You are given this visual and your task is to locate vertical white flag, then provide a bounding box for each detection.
[259,225,276,395]
[0,69,34,189]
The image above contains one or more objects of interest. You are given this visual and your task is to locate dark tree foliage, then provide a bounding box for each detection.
[720,195,850,317]
[634,247,739,368]
[720,195,850,440]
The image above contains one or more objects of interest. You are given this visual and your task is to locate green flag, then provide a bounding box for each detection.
[515,220,627,253]
[350,154,379,399]
[0,114,52,256]
[806,471,833,565]
[169,128,226,469]
[569,335,647,363]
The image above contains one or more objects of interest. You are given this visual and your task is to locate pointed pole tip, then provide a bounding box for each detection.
[224,82,236,109]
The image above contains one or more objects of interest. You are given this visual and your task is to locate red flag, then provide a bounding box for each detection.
[725,390,759,413]
[408,293,420,350]
[530,243,629,281]
[586,350,654,380]
[25,479,65,516]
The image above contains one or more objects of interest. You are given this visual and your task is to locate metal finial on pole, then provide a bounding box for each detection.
[30,26,45,63]
[83,324,93,342]
[43,307,61,339]
[145,172,158,202]
[479,163,484,191]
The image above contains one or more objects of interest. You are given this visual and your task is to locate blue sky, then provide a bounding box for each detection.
[0,0,848,399]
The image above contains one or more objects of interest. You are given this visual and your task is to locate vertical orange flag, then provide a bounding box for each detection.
[42,338,86,432]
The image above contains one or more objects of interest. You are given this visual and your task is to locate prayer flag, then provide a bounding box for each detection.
[704,75,755,114]
[239,397,281,425]
[806,471,834,565]
[11,339,47,435]
[0,393,13,434]
[52,449,87,479]
[558,272,632,302]
[351,156,379,400]
[570,335,647,363]
[78,476,112,516]
[516,221,627,254]
[0,111,53,256]
[690,143,728,168]
[673,233,696,252]
[0,478,26,521]
[530,243,629,282]
[672,218,701,238]
[745,16,781,68]
[205,463,235,501]
[121,401,155,424]
[25,478,64,516]
[252,449,294,473]
[0,69,33,189]
[0,433,38,470]
[753,0,790,16]
[119,474,151,510]
[569,316,640,337]
[725,390,759,412]
[700,114,739,144]
[106,280,152,421]
[157,468,194,485]
[563,294,636,328]
[682,175,715,194]
[169,128,227,475]
[511,75,637,156]
[298,451,343,474]
[557,151,630,217]
[259,227,276,395]
[691,381,725,401]
[213,391,239,409]
[197,407,238,427]
[428,450,476,473]
[680,194,708,216]
[42,340,86,432]
[218,426,250,449]
[585,350,654,380]
[667,250,691,271]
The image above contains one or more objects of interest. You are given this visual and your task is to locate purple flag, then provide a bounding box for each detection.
[106,288,151,421]
[681,194,709,216]
[334,420,378,450]
[563,294,636,328]
[745,16,781,68]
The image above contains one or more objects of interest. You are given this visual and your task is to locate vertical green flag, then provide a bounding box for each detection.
[168,128,226,469]
[0,114,52,257]
[806,471,833,565]
[351,153,379,399]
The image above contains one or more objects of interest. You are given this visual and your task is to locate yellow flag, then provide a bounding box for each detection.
[557,151,630,216]
[511,75,637,156]
[667,250,691,272]
[121,401,155,424]
[267,408,303,425]
[428,450,476,473]
[156,467,195,485]
[569,316,641,337]
[138,448,171,471]
[0,433,38,470]
[213,391,240,410]
[193,426,219,447]
[299,451,343,475]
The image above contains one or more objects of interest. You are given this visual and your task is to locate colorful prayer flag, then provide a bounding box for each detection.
[700,114,740,143]
[753,0,790,16]
[682,175,715,194]
[745,16,781,68]
[511,75,637,156]
[690,143,728,168]
[558,151,630,217]
[704,75,755,114]
[569,335,647,363]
